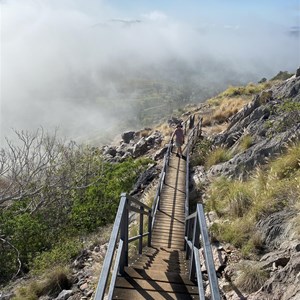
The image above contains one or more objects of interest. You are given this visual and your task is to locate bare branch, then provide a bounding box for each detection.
[0,237,22,280]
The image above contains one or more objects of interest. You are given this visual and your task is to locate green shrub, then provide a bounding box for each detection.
[31,239,82,273]
[190,138,213,166]
[268,143,300,179]
[206,177,232,215]
[0,156,152,283]
[220,82,271,98]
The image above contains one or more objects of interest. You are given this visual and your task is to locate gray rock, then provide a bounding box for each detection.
[260,249,290,270]
[132,137,148,158]
[0,292,15,300]
[121,131,135,143]
[54,290,73,300]
[145,131,162,146]
[153,145,168,160]
[249,252,300,300]
[103,146,117,157]
[256,209,297,251]
[130,164,158,195]
[208,125,300,179]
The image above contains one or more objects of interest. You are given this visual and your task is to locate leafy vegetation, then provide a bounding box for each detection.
[0,131,152,283]
[190,138,213,167]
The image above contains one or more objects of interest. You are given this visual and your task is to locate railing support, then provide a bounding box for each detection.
[148,210,152,247]
[139,206,144,254]
[119,194,129,275]
[189,214,200,281]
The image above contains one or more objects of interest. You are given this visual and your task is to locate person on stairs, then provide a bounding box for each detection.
[172,123,185,159]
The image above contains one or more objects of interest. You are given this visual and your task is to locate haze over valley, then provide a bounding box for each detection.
[1,0,299,144]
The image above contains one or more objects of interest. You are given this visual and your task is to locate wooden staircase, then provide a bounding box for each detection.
[112,153,199,299]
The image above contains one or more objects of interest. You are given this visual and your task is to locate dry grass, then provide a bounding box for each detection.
[205,146,233,169]
[14,266,71,300]
[208,143,300,257]
[154,123,173,141]
[238,134,253,152]
[212,97,247,123]
[236,263,268,293]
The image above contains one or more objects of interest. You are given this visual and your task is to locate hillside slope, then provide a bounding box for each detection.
[191,70,300,299]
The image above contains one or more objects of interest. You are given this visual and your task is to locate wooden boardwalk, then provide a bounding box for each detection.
[112,153,199,299]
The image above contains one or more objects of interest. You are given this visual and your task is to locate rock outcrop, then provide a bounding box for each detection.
[208,76,300,179]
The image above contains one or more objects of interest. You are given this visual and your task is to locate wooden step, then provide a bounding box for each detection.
[151,236,184,245]
[130,255,188,267]
[123,267,195,285]
[114,275,197,294]
[151,242,184,250]
[132,263,187,273]
[152,230,185,238]
[154,219,185,226]
[113,288,199,299]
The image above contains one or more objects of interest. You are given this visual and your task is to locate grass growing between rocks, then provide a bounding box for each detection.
[13,266,72,300]
[236,263,268,293]
[204,147,233,169]
[237,134,253,152]
[207,142,300,257]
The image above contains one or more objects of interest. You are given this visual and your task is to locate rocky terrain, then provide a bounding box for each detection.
[192,71,300,299]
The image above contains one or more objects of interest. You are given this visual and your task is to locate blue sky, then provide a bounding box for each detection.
[106,0,298,28]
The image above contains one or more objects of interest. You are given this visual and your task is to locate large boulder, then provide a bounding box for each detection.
[130,164,159,195]
[121,131,135,143]
[132,137,148,158]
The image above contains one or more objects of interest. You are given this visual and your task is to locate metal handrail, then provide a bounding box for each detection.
[183,116,220,299]
[94,114,220,299]
[94,193,152,299]
[185,204,221,300]
[150,114,196,229]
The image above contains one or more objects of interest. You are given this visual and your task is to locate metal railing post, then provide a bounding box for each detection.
[120,195,129,275]
[139,206,144,254]
[189,215,200,282]
[185,218,191,259]
[148,210,152,247]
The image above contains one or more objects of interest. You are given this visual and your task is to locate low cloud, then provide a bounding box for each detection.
[1,0,299,144]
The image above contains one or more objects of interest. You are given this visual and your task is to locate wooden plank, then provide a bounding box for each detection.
[123,267,196,285]
[128,263,188,273]
[113,288,200,299]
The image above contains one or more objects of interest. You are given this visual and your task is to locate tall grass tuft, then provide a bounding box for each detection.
[236,263,268,293]
[238,134,253,152]
[268,142,300,179]
[207,142,300,257]
[205,147,233,169]
[14,266,71,300]
[227,181,253,218]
